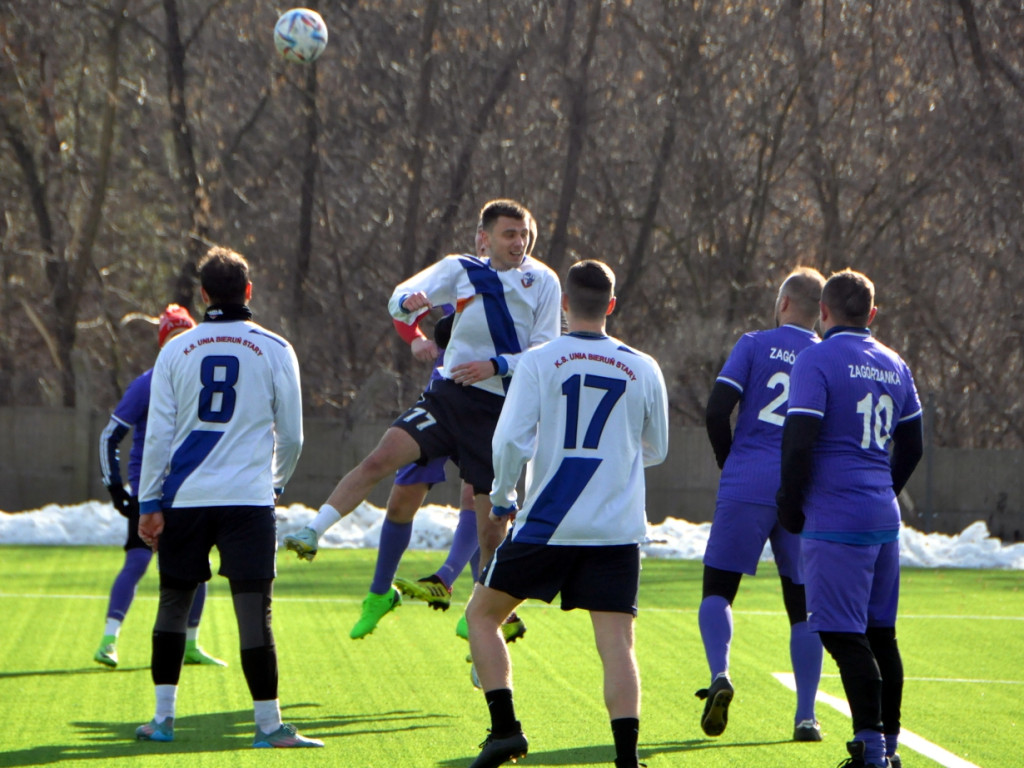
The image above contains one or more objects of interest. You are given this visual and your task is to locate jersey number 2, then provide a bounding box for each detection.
[758,371,789,426]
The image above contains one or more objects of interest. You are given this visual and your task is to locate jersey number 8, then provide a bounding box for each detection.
[198,355,239,423]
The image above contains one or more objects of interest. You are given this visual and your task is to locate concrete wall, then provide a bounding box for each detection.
[1,406,1021,542]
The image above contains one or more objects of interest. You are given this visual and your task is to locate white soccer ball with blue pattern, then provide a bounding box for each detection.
[274,8,328,64]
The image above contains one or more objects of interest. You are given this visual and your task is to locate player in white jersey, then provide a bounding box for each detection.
[464,260,669,768]
[284,200,561,631]
[135,247,320,749]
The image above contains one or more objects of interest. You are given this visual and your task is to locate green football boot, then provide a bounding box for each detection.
[349,588,402,639]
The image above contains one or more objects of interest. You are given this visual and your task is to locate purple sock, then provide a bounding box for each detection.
[106,548,152,622]
[698,595,733,681]
[187,581,208,628]
[885,733,899,757]
[435,509,478,588]
[854,729,886,766]
[370,520,413,594]
[790,620,823,722]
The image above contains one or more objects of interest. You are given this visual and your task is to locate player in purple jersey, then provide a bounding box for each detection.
[698,267,825,740]
[778,269,923,768]
[94,305,224,669]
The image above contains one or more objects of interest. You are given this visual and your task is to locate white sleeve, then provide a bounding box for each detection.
[489,356,541,507]
[271,343,304,494]
[501,270,563,376]
[388,256,459,323]
[138,354,175,512]
[642,358,670,468]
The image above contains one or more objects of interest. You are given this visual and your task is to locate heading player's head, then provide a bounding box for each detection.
[478,199,530,271]
[564,259,616,323]
[158,304,196,348]
[476,202,536,259]
[821,268,876,329]
[198,246,252,306]
[775,266,826,328]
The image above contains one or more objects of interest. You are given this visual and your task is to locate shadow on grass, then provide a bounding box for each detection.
[0,704,454,766]
[0,665,150,679]
[438,737,794,766]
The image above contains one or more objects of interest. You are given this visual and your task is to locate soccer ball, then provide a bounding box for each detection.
[274,8,328,64]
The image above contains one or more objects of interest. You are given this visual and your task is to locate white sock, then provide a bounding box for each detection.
[186,626,199,643]
[309,503,342,538]
[155,684,178,723]
[254,699,282,735]
[104,618,122,638]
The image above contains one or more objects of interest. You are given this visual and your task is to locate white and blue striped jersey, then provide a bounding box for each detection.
[138,320,303,513]
[389,253,562,396]
[490,332,670,545]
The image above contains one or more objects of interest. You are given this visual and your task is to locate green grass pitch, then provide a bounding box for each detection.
[0,546,1019,767]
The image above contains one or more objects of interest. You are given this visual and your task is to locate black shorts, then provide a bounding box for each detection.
[479,538,642,616]
[156,505,277,583]
[391,378,505,494]
[123,498,147,551]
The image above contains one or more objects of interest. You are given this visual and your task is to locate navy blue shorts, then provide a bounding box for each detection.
[703,498,803,581]
[157,505,277,583]
[391,378,505,494]
[480,538,641,616]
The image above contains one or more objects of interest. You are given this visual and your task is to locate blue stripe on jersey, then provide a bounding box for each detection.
[459,257,522,357]
[248,327,288,347]
[803,528,899,545]
[161,430,224,507]
[716,375,744,394]
[514,457,602,544]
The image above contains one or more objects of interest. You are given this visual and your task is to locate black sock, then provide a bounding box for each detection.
[611,717,639,767]
[484,688,519,735]
[240,645,279,701]
[151,631,186,685]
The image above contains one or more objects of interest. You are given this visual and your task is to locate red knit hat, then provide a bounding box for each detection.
[158,304,196,347]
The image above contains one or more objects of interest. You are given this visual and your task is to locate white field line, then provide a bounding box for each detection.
[819,673,1024,686]
[1,593,1023,622]
[774,672,984,768]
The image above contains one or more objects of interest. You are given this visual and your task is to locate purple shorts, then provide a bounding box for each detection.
[703,498,803,582]
[394,454,448,487]
[801,538,900,633]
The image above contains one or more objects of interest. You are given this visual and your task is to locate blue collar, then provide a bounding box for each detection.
[567,331,607,339]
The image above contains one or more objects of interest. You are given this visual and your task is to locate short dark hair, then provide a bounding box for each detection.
[479,199,528,232]
[822,268,874,326]
[780,266,826,318]
[566,260,615,320]
[198,246,250,305]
